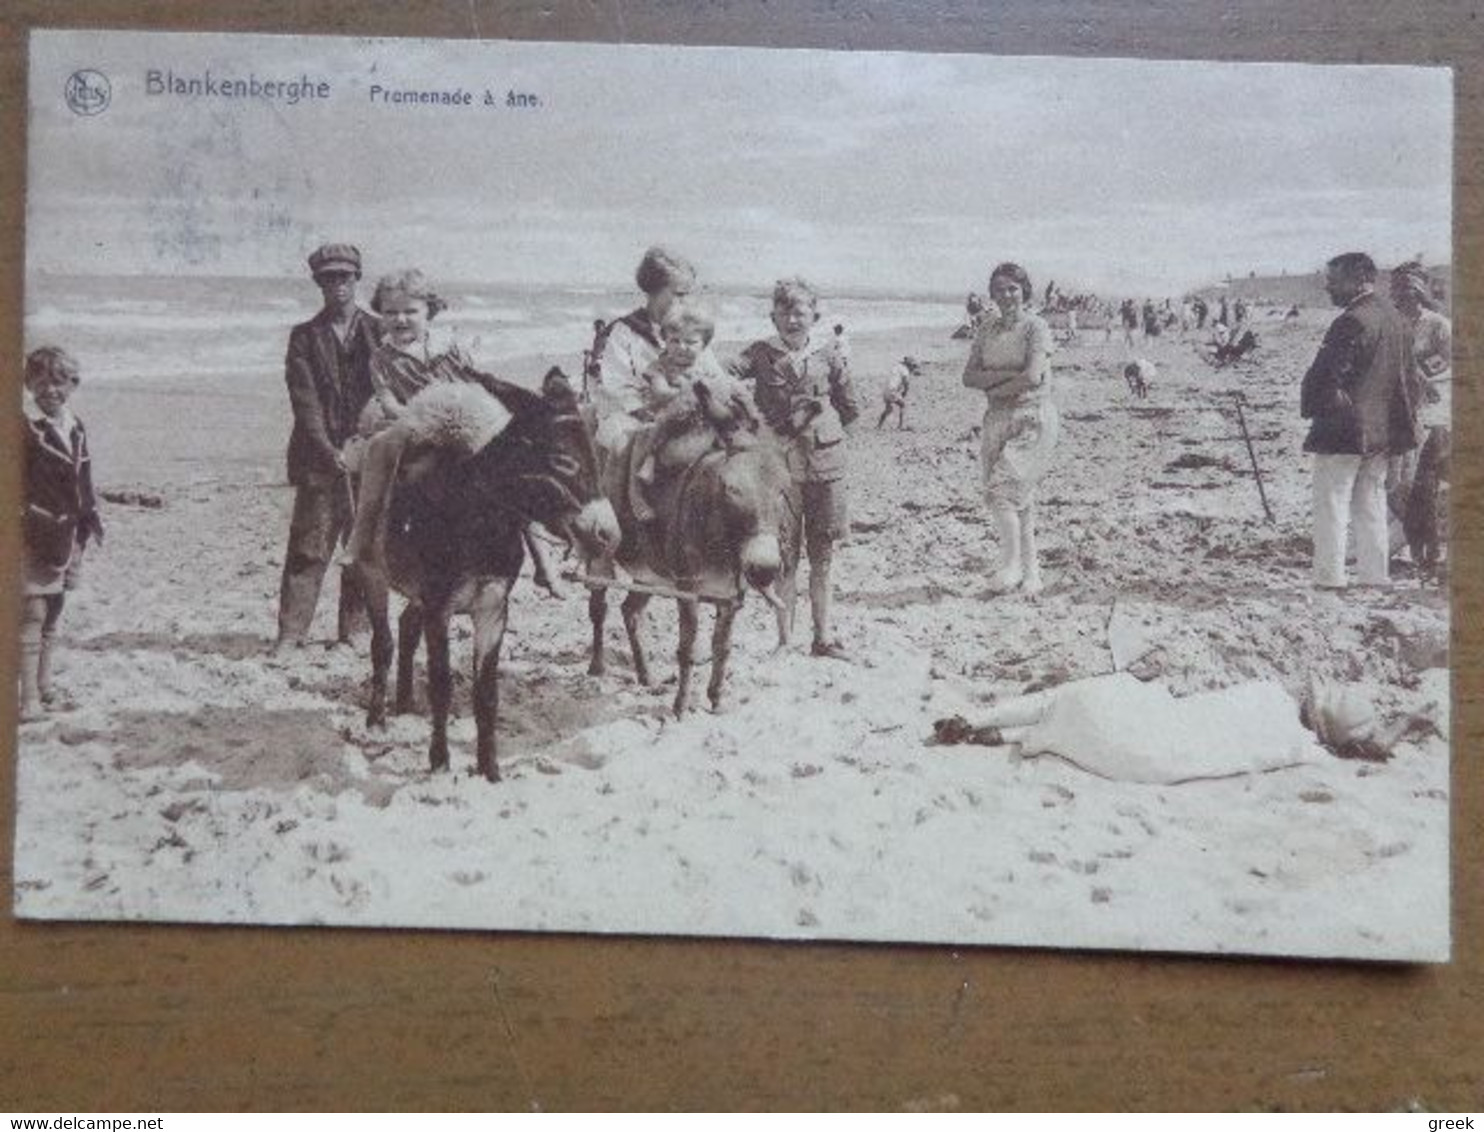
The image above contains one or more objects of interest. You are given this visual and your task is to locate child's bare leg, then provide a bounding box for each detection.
[807,538,841,656]
[38,594,64,704]
[988,500,1023,592]
[18,596,49,721]
[774,565,798,650]
[523,527,564,597]
[344,425,411,568]
[1019,504,1042,595]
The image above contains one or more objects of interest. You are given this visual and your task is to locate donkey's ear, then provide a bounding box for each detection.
[730,392,760,433]
[542,366,577,406]
[691,377,716,415]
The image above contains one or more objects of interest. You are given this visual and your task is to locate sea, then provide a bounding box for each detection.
[24,273,962,390]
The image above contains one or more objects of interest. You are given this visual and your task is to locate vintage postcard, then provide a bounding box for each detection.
[15,30,1452,960]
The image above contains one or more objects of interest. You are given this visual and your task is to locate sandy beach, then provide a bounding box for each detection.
[11,311,1450,961]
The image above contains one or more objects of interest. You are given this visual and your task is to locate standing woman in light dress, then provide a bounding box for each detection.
[961,262,1059,595]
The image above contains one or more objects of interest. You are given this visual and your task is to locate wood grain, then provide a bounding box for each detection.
[1,0,1480,1111]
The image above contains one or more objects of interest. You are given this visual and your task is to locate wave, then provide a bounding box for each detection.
[26,306,305,333]
[27,280,961,385]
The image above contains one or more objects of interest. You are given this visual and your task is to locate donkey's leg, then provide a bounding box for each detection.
[706,600,739,712]
[358,565,393,730]
[621,591,653,687]
[424,609,453,773]
[470,578,514,783]
[673,598,700,716]
[587,587,609,676]
[707,599,741,710]
[395,602,423,715]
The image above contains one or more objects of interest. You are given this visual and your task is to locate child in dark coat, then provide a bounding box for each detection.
[19,347,103,721]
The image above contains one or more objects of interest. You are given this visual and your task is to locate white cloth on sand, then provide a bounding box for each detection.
[984,672,1319,784]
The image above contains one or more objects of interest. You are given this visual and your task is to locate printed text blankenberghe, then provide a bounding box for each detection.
[145,69,330,105]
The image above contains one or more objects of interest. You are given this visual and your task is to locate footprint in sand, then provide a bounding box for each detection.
[303,840,351,864]
[788,861,822,895]
[328,871,372,911]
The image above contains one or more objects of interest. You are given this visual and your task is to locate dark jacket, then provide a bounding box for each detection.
[1300,292,1418,456]
[285,307,380,484]
[732,336,860,483]
[23,410,103,569]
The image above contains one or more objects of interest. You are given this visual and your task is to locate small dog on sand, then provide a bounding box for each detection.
[1124,359,1154,399]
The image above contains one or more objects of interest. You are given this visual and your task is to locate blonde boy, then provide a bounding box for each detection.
[732,278,860,658]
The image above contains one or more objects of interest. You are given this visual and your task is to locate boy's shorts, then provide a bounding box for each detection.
[785,478,849,565]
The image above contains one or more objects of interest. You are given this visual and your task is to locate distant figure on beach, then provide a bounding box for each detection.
[1141,299,1160,338]
[966,291,986,324]
[878,355,918,429]
[1192,296,1209,329]
[590,246,698,459]
[19,346,104,722]
[276,243,380,652]
[962,262,1058,596]
[831,323,851,368]
[1300,252,1418,591]
[1211,327,1259,366]
[733,277,861,658]
[1120,299,1138,346]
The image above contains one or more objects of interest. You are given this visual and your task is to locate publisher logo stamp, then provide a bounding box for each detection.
[65,69,111,115]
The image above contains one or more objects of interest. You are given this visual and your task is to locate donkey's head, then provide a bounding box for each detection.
[482,368,619,560]
[704,440,791,598]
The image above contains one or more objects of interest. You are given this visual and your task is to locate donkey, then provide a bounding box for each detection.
[353,368,619,781]
[587,382,798,715]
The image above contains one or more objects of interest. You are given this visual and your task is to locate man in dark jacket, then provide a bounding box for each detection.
[275,243,381,649]
[1300,252,1418,590]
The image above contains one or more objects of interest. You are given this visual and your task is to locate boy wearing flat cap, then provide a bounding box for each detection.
[276,242,382,650]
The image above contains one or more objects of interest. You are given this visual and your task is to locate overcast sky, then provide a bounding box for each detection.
[28,30,1452,296]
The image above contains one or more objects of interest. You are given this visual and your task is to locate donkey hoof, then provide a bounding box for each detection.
[366,709,387,732]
